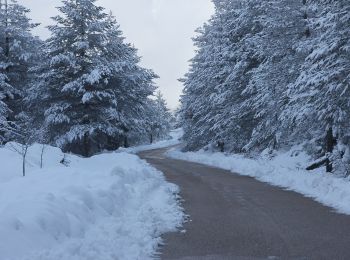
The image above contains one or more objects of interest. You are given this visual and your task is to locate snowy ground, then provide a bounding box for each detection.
[0,142,183,260]
[168,147,350,215]
[118,128,183,154]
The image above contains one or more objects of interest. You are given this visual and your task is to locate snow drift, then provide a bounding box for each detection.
[168,147,350,215]
[0,143,183,260]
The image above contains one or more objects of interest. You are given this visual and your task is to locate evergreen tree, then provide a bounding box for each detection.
[30,0,156,156]
[242,0,308,152]
[179,0,349,174]
[105,14,157,148]
[209,0,264,152]
[181,0,239,151]
[182,0,267,152]
[146,91,172,144]
[0,0,39,142]
[284,0,350,171]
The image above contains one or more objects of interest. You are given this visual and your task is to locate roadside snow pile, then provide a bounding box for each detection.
[119,128,183,154]
[168,147,350,215]
[0,143,183,260]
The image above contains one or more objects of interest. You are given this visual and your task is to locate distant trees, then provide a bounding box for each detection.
[146,91,172,144]
[1,0,172,157]
[180,0,350,173]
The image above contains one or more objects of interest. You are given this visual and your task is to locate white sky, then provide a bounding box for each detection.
[22,0,215,110]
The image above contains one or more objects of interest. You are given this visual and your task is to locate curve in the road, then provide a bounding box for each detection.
[139,147,350,260]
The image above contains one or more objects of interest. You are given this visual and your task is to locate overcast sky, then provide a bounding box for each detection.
[22,0,214,110]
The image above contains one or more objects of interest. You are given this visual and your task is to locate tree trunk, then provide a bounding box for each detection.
[306,157,328,171]
[325,127,336,173]
[218,141,225,153]
[4,0,9,61]
[124,135,129,148]
[271,133,278,151]
[150,134,153,144]
[22,145,28,177]
[40,144,45,168]
[302,0,311,38]
[83,133,90,157]
[60,154,67,166]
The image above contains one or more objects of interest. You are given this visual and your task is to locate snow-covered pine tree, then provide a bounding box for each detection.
[104,14,157,149]
[205,0,265,152]
[31,0,156,156]
[145,91,172,144]
[181,0,310,153]
[242,0,308,152]
[182,0,305,152]
[0,92,9,144]
[154,91,172,138]
[30,0,113,156]
[180,0,349,174]
[180,0,239,151]
[0,2,10,140]
[0,0,39,143]
[0,22,10,143]
[284,0,350,172]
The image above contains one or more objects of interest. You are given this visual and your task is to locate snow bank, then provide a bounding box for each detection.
[119,128,183,154]
[0,143,183,260]
[168,147,350,215]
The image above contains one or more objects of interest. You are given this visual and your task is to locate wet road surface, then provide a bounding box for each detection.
[139,147,350,260]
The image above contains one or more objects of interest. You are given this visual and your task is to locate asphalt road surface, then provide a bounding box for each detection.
[138,147,350,260]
